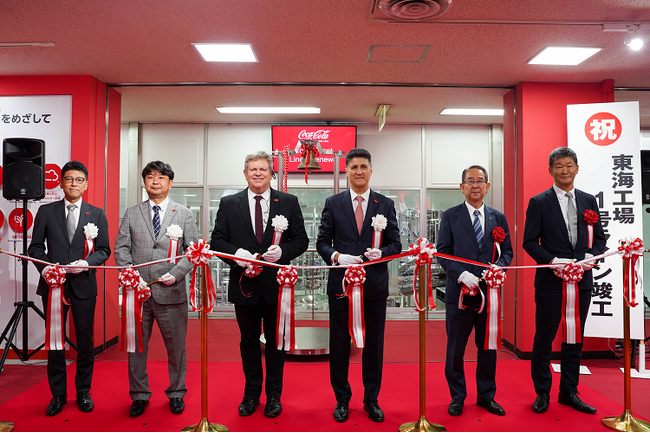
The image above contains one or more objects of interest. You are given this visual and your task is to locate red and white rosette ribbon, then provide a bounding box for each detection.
[271,215,288,246]
[583,210,599,249]
[370,214,387,249]
[483,266,506,350]
[166,224,183,264]
[276,265,298,351]
[340,265,367,348]
[618,237,644,308]
[119,267,144,352]
[186,239,217,312]
[82,223,98,260]
[44,265,68,351]
[491,226,506,264]
[559,262,584,344]
[408,238,437,312]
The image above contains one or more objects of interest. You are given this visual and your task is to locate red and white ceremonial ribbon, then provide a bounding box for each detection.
[83,239,94,260]
[409,238,437,312]
[119,267,144,353]
[276,265,299,351]
[583,209,599,250]
[44,266,68,351]
[167,238,180,264]
[491,226,506,264]
[340,265,366,348]
[618,237,644,308]
[560,262,584,344]
[186,239,217,312]
[458,285,485,313]
[483,266,506,350]
[270,214,288,246]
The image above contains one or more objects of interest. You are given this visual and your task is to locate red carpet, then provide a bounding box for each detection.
[0,359,647,432]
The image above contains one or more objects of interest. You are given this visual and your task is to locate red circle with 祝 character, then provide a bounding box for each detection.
[9,208,33,233]
[584,112,622,146]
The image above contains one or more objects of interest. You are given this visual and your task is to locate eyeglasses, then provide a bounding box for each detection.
[463,180,486,186]
[63,176,86,184]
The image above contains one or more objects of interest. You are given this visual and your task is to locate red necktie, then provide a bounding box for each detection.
[254,195,264,243]
[354,196,364,234]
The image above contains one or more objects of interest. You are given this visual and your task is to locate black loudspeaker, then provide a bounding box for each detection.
[2,137,45,200]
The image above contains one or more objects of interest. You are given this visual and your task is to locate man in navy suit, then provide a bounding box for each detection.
[317,148,401,423]
[523,147,606,415]
[211,151,308,418]
[29,160,111,416]
[437,165,513,417]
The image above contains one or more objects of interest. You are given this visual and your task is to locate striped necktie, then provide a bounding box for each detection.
[473,209,483,248]
[153,205,161,239]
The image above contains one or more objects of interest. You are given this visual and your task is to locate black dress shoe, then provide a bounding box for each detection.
[76,391,94,412]
[129,399,149,417]
[170,397,185,414]
[448,399,464,416]
[558,392,596,414]
[532,393,549,413]
[46,395,67,416]
[264,396,282,418]
[363,401,385,422]
[333,399,350,422]
[238,395,260,416]
[477,398,505,416]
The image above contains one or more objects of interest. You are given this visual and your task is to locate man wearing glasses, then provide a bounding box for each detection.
[436,165,513,417]
[29,160,111,416]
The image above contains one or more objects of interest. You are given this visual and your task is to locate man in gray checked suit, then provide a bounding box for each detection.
[114,160,199,418]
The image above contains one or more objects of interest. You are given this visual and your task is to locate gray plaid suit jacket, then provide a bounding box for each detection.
[114,199,199,304]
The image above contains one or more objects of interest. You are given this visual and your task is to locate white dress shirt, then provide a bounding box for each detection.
[247,187,270,237]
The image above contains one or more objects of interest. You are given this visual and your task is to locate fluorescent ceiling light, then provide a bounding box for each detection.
[193,43,257,62]
[0,42,54,47]
[183,194,197,197]
[216,107,321,114]
[440,108,504,116]
[528,46,601,65]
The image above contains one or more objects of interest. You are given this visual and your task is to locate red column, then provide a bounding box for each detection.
[502,80,614,358]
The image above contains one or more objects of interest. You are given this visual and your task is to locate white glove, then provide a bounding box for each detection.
[458,271,480,290]
[337,253,363,266]
[580,253,596,271]
[159,272,176,285]
[364,248,382,261]
[235,248,255,267]
[42,264,61,276]
[66,260,88,274]
[551,257,573,277]
[262,245,282,263]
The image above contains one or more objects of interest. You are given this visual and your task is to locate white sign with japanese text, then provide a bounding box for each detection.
[0,95,72,349]
[568,101,644,339]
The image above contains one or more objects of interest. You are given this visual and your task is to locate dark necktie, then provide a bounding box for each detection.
[153,205,161,239]
[254,195,264,243]
[473,209,483,248]
[67,203,77,241]
[354,196,364,234]
[566,191,578,248]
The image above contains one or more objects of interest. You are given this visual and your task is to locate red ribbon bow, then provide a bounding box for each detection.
[483,266,506,350]
[408,238,437,312]
[185,239,217,312]
[583,210,599,249]
[276,265,299,351]
[299,142,320,184]
[342,265,367,348]
[491,226,506,264]
[618,237,644,308]
[558,262,584,344]
[119,267,146,352]
[44,265,68,351]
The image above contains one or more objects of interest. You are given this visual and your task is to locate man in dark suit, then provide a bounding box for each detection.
[114,161,199,417]
[211,151,308,418]
[437,165,513,417]
[523,147,606,415]
[28,160,111,416]
[316,148,401,423]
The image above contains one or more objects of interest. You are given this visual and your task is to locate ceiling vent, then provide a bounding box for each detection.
[372,0,452,22]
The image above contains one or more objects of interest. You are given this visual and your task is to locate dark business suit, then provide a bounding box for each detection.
[28,199,111,398]
[211,188,308,399]
[523,187,606,395]
[316,189,401,403]
[437,203,513,401]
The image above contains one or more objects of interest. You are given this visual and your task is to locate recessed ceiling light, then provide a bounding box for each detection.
[193,43,257,62]
[528,46,601,65]
[440,108,504,116]
[216,107,321,114]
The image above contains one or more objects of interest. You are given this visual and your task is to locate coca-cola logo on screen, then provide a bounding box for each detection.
[297,129,330,140]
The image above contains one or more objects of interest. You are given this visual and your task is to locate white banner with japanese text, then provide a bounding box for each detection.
[568,101,644,339]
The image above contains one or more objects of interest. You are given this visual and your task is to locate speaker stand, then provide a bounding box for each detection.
[0,199,76,374]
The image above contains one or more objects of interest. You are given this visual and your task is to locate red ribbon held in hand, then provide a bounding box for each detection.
[44,265,68,351]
